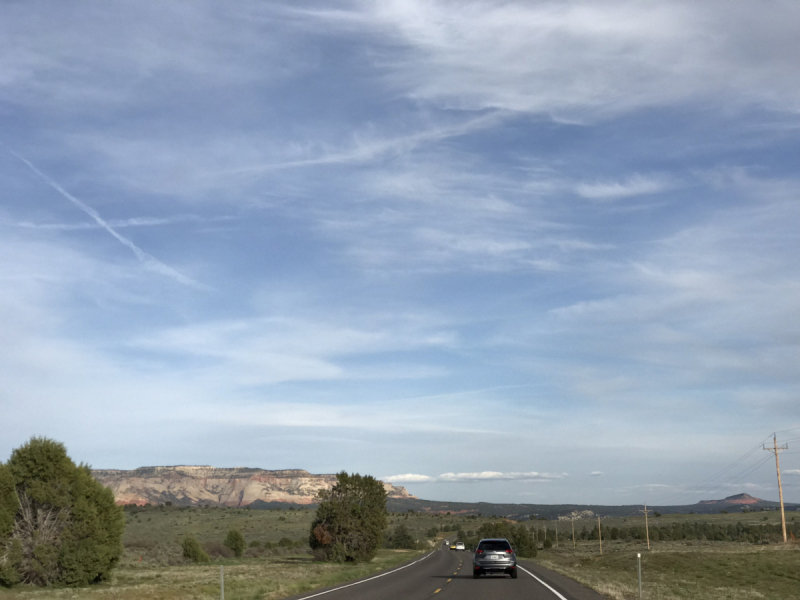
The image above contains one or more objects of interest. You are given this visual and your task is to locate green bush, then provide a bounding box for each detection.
[0,438,124,587]
[181,536,209,563]
[224,529,246,558]
[511,524,536,558]
[309,472,387,563]
[388,524,416,549]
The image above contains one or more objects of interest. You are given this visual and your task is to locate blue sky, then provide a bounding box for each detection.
[1,0,799,506]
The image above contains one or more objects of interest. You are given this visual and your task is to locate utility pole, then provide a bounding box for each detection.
[640,504,653,550]
[764,434,789,543]
[598,516,603,555]
[572,518,576,549]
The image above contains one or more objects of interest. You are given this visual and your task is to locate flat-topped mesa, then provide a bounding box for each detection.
[92,466,415,507]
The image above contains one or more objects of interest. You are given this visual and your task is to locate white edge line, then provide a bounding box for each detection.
[293,550,435,600]
[518,565,569,600]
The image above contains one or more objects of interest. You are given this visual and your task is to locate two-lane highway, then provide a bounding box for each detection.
[286,543,607,600]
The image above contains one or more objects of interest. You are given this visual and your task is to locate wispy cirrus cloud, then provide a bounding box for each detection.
[16,214,237,230]
[353,1,800,117]
[575,174,675,200]
[591,471,603,477]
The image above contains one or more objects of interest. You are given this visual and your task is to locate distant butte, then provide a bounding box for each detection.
[698,493,762,505]
[92,466,415,507]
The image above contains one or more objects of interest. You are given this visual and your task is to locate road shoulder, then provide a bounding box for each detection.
[518,559,609,600]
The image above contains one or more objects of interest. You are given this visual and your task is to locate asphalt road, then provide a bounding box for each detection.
[285,543,607,600]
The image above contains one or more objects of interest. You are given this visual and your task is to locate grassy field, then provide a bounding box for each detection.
[529,520,799,600]
[3,506,797,599]
[0,505,490,599]
[526,511,800,599]
[0,549,426,600]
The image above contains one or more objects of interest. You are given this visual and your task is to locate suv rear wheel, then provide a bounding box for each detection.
[510,568,518,579]
[473,570,480,579]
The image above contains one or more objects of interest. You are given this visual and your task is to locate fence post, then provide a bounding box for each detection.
[637,553,642,599]
[221,565,225,600]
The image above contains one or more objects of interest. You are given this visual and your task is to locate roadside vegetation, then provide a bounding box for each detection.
[0,438,124,587]
[5,445,796,599]
[525,511,800,600]
[309,472,388,562]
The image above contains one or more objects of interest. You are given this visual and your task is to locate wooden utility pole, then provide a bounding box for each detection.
[640,504,653,550]
[764,434,789,543]
[572,518,576,549]
[598,516,603,554]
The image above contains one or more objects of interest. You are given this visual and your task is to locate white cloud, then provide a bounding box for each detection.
[784,470,800,476]
[382,471,569,484]
[383,474,436,483]
[591,471,603,476]
[437,471,567,483]
[356,0,800,117]
[575,174,674,200]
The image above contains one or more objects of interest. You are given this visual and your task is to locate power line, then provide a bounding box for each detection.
[775,425,800,435]
[658,434,772,506]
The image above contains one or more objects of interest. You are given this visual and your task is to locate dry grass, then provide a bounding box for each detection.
[531,541,800,600]
[0,549,425,600]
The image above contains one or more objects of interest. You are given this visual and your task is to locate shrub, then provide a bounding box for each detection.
[181,536,209,563]
[388,524,416,549]
[0,438,124,587]
[203,540,233,559]
[309,472,387,563]
[224,529,246,558]
[511,524,536,558]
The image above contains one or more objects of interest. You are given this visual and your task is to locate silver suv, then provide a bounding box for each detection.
[473,538,517,578]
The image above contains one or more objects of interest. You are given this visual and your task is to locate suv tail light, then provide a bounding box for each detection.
[506,549,513,553]
[475,549,483,554]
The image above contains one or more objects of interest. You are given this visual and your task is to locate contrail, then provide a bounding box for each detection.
[6,147,207,289]
[216,110,509,176]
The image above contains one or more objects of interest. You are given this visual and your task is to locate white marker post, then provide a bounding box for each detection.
[637,553,642,599]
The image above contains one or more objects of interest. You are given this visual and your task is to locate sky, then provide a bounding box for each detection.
[1,0,799,506]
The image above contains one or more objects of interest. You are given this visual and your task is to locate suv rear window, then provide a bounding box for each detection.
[478,540,511,552]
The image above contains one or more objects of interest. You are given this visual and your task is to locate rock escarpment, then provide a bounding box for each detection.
[92,466,415,507]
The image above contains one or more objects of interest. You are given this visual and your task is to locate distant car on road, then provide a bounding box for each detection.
[444,540,449,545]
[456,542,465,551]
[473,538,517,578]
[450,542,457,550]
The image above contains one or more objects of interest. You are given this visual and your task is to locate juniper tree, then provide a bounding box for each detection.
[309,472,387,562]
[224,529,246,558]
[0,438,124,587]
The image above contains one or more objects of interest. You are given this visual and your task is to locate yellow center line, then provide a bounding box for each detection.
[434,588,441,594]
[447,578,452,582]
